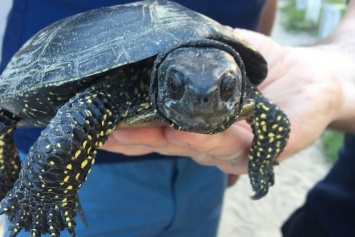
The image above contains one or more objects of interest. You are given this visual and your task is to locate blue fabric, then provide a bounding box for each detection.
[282,133,355,237]
[0,0,264,236]
[306,133,355,237]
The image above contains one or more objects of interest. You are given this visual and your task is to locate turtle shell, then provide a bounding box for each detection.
[0,0,267,117]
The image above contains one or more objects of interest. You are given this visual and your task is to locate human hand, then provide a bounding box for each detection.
[101,29,353,175]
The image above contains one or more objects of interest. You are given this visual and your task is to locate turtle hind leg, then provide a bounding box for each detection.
[0,109,21,200]
[245,85,290,200]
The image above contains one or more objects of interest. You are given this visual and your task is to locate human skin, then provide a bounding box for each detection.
[100,0,355,176]
[257,0,278,35]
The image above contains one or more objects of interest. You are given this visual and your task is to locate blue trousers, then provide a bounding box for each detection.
[3,154,226,237]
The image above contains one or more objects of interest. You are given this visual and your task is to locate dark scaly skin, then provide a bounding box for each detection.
[0,110,21,200]
[0,80,128,237]
[245,84,290,199]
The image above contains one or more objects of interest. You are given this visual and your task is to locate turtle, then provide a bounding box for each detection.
[0,0,290,236]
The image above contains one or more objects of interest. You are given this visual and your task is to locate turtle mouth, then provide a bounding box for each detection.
[164,110,237,134]
[159,97,239,134]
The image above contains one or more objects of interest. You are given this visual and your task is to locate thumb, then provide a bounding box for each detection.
[234,28,286,71]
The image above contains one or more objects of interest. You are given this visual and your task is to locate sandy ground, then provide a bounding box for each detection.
[0,2,331,237]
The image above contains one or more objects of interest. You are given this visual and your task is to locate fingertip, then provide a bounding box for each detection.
[164,127,220,151]
[110,126,166,145]
[165,123,252,156]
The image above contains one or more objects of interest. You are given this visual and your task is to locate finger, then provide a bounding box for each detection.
[165,122,253,159]
[234,28,283,63]
[100,123,254,175]
[99,139,153,156]
[227,174,240,187]
[234,28,290,88]
[110,126,169,148]
[101,126,206,157]
[164,123,253,174]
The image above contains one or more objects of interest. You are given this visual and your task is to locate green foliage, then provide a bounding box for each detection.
[324,0,347,3]
[321,130,344,163]
[280,0,318,32]
[281,0,347,33]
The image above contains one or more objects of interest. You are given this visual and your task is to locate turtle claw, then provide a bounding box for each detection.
[1,184,78,237]
[249,166,275,200]
[250,187,269,200]
[29,229,41,237]
[67,226,76,237]
[8,230,22,237]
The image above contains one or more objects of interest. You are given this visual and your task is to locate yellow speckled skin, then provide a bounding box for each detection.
[0,80,123,237]
[245,85,290,199]
[0,110,21,200]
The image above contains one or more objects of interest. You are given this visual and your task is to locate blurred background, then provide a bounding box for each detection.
[0,0,347,236]
[219,0,346,236]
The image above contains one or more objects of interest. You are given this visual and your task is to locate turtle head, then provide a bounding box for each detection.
[150,40,246,134]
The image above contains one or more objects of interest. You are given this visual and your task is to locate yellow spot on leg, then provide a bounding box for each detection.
[81,160,88,169]
[74,150,81,158]
[64,176,70,182]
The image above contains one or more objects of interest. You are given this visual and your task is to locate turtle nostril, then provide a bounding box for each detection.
[195,96,209,105]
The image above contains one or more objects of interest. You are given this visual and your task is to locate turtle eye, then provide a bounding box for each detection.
[167,71,184,100]
[220,71,237,102]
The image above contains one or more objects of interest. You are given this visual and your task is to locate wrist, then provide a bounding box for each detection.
[312,44,355,133]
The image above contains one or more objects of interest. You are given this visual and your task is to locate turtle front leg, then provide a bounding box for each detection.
[0,91,119,237]
[0,109,21,200]
[245,85,290,200]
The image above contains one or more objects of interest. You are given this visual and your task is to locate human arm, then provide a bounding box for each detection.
[319,0,355,132]
[257,0,278,35]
